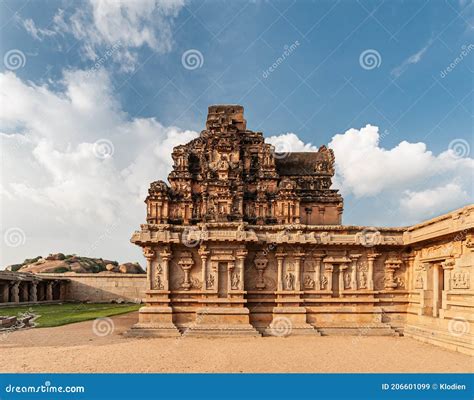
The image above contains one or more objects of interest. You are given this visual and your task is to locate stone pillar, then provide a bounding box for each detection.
[276,252,285,291]
[199,245,209,291]
[11,282,20,303]
[349,254,361,290]
[1,284,9,303]
[403,255,415,290]
[339,264,348,294]
[21,283,29,302]
[236,249,247,291]
[294,250,305,291]
[46,281,53,301]
[144,247,156,290]
[432,263,440,317]
[59,281,67,300]
[314,255,323,291]
[324,263,333,292]
[160,249,172,291]
[30,281,38,302]
[367,253,380,291]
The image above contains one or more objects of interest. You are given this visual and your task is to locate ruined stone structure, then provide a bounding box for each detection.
[130,105,473,354]
[0,271,68,304]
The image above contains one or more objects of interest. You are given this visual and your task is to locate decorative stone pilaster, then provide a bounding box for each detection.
[349,254,361,290]
[313,253,324,291]
[384,257,403,290]
[323,263,333,291]
[1,284,9,303]
[293,249,305,291]
[143,247,156,290]
[235,249,247,291]
[366,253,380,290]
[198,245,210,291]
[159,247,172,291]
[441,258,455,291]
[276,252,286,291]
[403,254,416,291]
[178,252,194,290]
[339,264,348,294]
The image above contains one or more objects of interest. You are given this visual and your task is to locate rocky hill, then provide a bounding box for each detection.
[6,253,145,274]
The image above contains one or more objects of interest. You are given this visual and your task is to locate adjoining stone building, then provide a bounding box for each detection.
[0,271,67,304]
[129,105,473,354]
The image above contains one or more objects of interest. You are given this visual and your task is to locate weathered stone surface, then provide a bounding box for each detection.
[126,105,472,353]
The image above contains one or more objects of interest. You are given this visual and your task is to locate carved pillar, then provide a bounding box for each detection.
[46,282,53,301]
[367,253,380,290]
[350,254,361,290]
[20,283,29,302]
[178,254,194,291]
[294,254,302,292]
[198,245,209,291]
[432,263,440,317]
[30,281,38,302]
[324,263,333,292]
[403,255,415,290]
[314,254,323,291]
[11,282,20,303]
[160,248,172,291]
[143,247,156,290]
[1,284,9,303]
[59,281,67,300]
[276,252,285,291]
[339,264,348,294]
[236,249,247,291]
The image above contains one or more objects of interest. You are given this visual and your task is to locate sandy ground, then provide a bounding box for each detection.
[0,312,471,373]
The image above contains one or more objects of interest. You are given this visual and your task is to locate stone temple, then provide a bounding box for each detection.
[129,105,473,354]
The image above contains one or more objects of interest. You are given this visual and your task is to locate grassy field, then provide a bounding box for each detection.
[0,303,140,328]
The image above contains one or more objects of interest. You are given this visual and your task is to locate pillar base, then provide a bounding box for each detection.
[125,306,181,338]
[264,307,320,336]
[184,307,260,337]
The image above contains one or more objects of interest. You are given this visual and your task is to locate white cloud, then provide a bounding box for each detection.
[328,124,473,198]
[266,133,318,153]
[22,0,186,72]
[401,183,471,219]
[264,125,473,226]
[0,69,197,267]
[391,39,432,77]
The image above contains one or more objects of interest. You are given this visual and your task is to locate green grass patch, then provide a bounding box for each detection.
[0,303,140,328]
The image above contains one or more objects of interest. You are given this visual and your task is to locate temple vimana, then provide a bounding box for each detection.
[129,105,473,355]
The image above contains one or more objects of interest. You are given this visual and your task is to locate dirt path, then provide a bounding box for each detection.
[0,312,471,373]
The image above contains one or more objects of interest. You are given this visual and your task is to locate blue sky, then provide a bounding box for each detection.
[1,0,473,266]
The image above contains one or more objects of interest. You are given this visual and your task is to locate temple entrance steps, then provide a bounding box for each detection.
[404,324,473,356]
[181,325,261,338]
[316,323,400,336]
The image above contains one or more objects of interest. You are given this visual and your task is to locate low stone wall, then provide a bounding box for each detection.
[40,273,146,303]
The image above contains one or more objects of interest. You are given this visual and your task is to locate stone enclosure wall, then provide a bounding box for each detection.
[41,273,146,303]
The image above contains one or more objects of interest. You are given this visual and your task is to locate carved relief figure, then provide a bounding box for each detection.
[321,275,328,290]
[344,272,351,289]
[359,272,367,289]
[415,273,424,289]
[304,275,315,289]
[231,272,240,290]
[206,274,215,289]
[285,273,295,290]
[452,271,470,289]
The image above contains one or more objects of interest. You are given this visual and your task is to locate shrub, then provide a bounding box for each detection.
[53,266,70,273]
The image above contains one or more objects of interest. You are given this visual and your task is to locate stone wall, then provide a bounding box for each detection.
[40,273,146,303]
[402,206,473,355]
